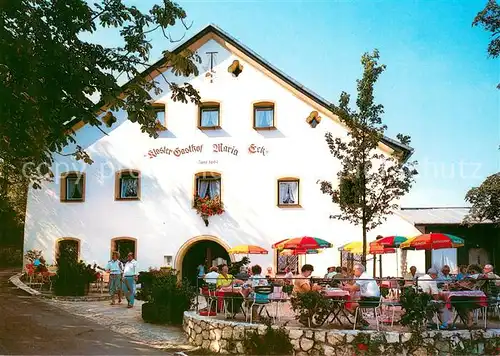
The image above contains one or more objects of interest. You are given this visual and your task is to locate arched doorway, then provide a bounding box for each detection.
[176,236,232,286]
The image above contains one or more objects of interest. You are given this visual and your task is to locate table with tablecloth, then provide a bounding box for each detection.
[322,289,353,325]
[440,290,488,310]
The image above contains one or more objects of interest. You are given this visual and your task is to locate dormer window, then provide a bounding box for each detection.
[153,104,167,131]
[253,102,275,130]
[198,102,220,130]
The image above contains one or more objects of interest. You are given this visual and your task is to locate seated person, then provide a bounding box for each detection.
[404,266,417,281]
[245,265,269,320]
[330,266,346,287]
[456,265,468,281]
[216,264,234,288]
[343,264,380,327]
[204,266,219,286]
[419,268,453,329]
[437,265,452,289]
[283,266,294,285]
[235,266,250,282]
[293,264,322,293]
[216,264,244,289]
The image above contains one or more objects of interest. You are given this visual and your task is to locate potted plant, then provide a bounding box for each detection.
[193,195,224,226]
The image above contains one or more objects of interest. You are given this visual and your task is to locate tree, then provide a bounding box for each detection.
[0,0,201,191]
[464,173,500,226]
[473,0,500,88]
[318,50,418,266]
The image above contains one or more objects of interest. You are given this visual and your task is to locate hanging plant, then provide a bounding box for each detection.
[154,120,167,132]
[193,195,224,226]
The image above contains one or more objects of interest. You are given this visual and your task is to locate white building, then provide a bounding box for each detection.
[23,25,425,280]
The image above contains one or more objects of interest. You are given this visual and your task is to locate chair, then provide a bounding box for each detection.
[353,296,382,331]
[247,285,273,323]
[270,286,287,322]
[207,284,218,317]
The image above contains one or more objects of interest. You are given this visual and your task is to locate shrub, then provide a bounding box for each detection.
[0,247,22,267]
[290,290,333,327]
[243,320,293,355]
[53,247,95,296]
[24,249,43,264]
[139,268,196,325]
[399,286,432,331]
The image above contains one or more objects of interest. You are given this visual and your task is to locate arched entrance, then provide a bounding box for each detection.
[176,235,233,285]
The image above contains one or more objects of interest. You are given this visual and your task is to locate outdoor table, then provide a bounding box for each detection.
[440,290,487,310]
[322,289,353,326]
[218,287,245,318]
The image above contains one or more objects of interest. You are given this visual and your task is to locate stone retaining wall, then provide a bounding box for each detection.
[184,311,500,355]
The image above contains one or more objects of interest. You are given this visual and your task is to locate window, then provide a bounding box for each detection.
[111,237,137,262]
[198,102,220,129]
[195,172,221,200]
[153,105,166,130]
[253,102,275,129]
[56,238,80,261]
[115,170,141,200]
[277,178,300,207]
[276,250,299,274]
[60,172,85,202]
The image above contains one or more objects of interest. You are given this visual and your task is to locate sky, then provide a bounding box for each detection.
[88,0,499,208]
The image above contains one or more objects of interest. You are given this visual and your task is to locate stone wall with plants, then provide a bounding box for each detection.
[184,311,500,355]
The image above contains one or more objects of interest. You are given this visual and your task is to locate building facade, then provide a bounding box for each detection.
[23,25,425,278]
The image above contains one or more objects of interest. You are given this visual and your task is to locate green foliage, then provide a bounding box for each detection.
[228,256,250,276]
[399,287,432,331]
[0,0,201,189]
[464,172,500,226]
[318,50,418,264]
[243,320,293,355]
[0,247,22,267]
[290,291,333,327]
[139,268,196,325]
[473,0,500,89]
[53,247,95,296]
[24,249,43,263]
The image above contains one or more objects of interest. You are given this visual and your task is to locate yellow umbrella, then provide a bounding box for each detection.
[227,245,268,255]
[339,241,364,254]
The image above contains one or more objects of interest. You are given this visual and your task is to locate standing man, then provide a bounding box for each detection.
[122,252,138,308]
[106,251,123,305]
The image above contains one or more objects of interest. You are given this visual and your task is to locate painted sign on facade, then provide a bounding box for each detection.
[146,143,268,159]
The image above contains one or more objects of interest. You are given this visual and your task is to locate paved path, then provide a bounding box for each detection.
[0,268,168,355]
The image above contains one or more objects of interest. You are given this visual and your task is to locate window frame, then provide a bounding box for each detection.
[153,104,167,129]
[277,177,300,208]
[253,102,276,130]
[111,237,137,261]
[193,172,222,206]
[115,170,141,201]
[198,102,221,130]
[60,172,86,203]
[55,237,81,261]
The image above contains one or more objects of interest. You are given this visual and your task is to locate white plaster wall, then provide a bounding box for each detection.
[23,38,425,276]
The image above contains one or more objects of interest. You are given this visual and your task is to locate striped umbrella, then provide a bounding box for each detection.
[227,245,268,255]
[400,233,464,250]
[375,235,408,248]
[273,236,332,250]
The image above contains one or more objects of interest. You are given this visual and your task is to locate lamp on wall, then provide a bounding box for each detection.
[306,111,322,128]
[164,255,173,267]
[228,60,243,77]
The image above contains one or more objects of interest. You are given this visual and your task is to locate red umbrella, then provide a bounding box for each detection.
[277,236,332,250]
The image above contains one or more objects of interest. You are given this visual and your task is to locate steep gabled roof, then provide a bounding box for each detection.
[69,24,414,161]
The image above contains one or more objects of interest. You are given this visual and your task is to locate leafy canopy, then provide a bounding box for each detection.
[464,172,500,226]
[0,0,201,189]
[473,0,500,88]
[318,50,418,262]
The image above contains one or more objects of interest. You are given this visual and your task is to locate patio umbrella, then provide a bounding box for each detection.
[339,241,364,254]
[369,241,396,255]
[400,233,464,250]
[274,236,332,250]
[227,245,268,255]
[374,235,408,248]
[280,248,323,256]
